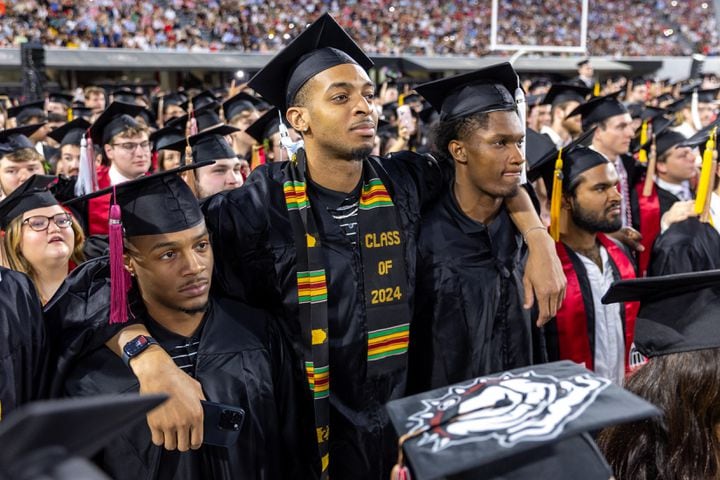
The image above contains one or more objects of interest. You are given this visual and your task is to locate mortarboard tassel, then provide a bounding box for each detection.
[514,86,528,184]
[109,195,130,325]
[67,107,73,122]
[188,102,198,136]
[549,147,564,241]
[642,137,657,197]
[397,93,405,107]
[157,95,165,128]
[593,81,601,97]
[638,120,648,164]
[74,132,98,196]
[691,89,702,132]
[695,126,717,218]
[251,144,266,170]
[151,150,159,173]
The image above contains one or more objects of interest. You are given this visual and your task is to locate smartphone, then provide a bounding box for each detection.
[201,400,246,447]
[396,105,416,136]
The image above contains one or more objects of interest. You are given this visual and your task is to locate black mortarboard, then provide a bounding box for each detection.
[525,128,557,172]
[48,92,75,106]
[165,126,239,163]
[136,108,157,128]
[161,92,188,108]
[386,361,659,480]
[602,270,720,357]
[245,107,281,144]
[65,163,209,237]
[182,90,218,112]
[223,92,260,121]
[416,62,520,122]
[526,127,598,184]
[0,394,166,480]
[626,102,644,119]
[7,100,46,124]
[194,102,223,132]
[525,93,543,108]
[70,106,94,120]
[577,58,590,67]
[665,96,690,113]
[638,105,666,121]
[0,123,45,156]
[681,117,720,149]
[655,128,688,158]
[111,88,145,104]
[248,12,374,111]
[46,118,91,147]
[541,83,591,106]
[0,174,58,229]
[166,113,188,132]
[150,126,185,152]
[680,85,720,103]
[89,101,146,145]
[566,91,629,131]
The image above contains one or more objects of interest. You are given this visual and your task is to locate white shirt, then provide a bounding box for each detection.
[108,165,134,186]
[673,122,697,139]
[655,177,693,201]
[577,246,625,385]
[711,192,720,234]
[540,125,568,149]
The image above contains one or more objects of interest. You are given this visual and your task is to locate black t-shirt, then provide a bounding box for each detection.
[307,178,362,245]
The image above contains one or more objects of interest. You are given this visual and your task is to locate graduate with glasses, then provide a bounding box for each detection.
[0,175,84,305]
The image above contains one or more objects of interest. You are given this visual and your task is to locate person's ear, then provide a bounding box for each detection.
[286,106,309,135]
[448,139,468,165]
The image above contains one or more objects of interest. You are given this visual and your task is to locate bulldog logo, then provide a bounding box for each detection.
[406,370,610,452]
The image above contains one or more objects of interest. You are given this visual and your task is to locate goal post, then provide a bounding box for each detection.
[490,0,589,54]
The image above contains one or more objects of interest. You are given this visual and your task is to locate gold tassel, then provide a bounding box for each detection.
[638,120,648,164]
[695,126,717,217]
[549,148,564,241]
[398,93,405,106]
[593,81,601,97]
[67,107,73,122]
[642,137,657,197]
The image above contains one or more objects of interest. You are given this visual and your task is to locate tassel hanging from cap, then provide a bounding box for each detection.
[593,81,601,97]
[75,131,98,196]
[109,194,130,325]
[695,126,717,220]
[549,148,564,242]
[251,144,266,170]
[66,107,73,122]
[642,136,657,197]
[514,86,528,184]
[157,95,165,128]
[691,89,702,132]
[638,120,649,164]
[188,102,198,136]
[151,150,159,173]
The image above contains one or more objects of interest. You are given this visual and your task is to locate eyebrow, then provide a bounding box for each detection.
[149,229,209,253]
[326,81,375,92]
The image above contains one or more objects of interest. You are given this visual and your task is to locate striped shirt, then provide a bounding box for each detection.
[309,179,361,245]
[146,318,206,378]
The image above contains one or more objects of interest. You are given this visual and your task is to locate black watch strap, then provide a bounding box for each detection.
[122,335,159,367]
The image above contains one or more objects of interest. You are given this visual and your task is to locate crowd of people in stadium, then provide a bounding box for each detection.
[4,8,720,480]
[0,0,716,56]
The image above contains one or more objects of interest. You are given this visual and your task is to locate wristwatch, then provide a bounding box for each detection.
[122,335,159,367]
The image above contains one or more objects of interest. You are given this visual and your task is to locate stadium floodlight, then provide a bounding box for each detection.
[490,0,589,54]
[235,70,246,80]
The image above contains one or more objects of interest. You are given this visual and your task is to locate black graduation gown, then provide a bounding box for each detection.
[201,152,443,480]
[407,188,531,394]
[648,217,720,276]
[43,257,311,480]
[630,183,682,232]
[0,267,47,417]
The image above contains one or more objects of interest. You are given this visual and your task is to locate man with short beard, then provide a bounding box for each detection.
[45,170,309,479]
[530,146,641,385]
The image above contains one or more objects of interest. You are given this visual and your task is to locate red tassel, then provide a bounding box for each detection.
[151,150,159,173]
[109,203,129,324]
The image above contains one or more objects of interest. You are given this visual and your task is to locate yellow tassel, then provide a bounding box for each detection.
[593,82,601,97]
[398,93,405,106]
[695,126,717,216]
[638,120,648,164]
[549,148,564,241]
[642,137,657,197]
[66,107,73,122]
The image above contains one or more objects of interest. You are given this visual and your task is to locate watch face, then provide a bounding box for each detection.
[125,335,149,357]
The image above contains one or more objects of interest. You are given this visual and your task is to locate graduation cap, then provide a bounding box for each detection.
[164,126,239,163]
[0,174,58,229]
[223,92,260,121]
[245,107,281,144]
[577,58,591,67]
[70,106,94,120]
[0,123,46,156]
[527,130,601,240]
[654,126,687,159]
[247,12,374,111]
[150,126,185,152]
[46,118,92,147]
[7,100,46,125]
[65,162,211,324]
[194,102,223,132]
[386,361,660,480]
[160,92,188,108]
[680,86,720,103]
[166,113,188,132]
[681,116,720,149]
[89,101,146,145]
[0,394,166,480]
[48,92,75,107]
[135,108,157,129]
[181,90,218,112]
[566,91,629,131]
[541,83,591,106]
[415,62,520,122]
[602,270,720,357]
[111,88,145,104]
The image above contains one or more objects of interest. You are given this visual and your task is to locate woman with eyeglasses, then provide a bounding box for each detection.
[0,175,85,305]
